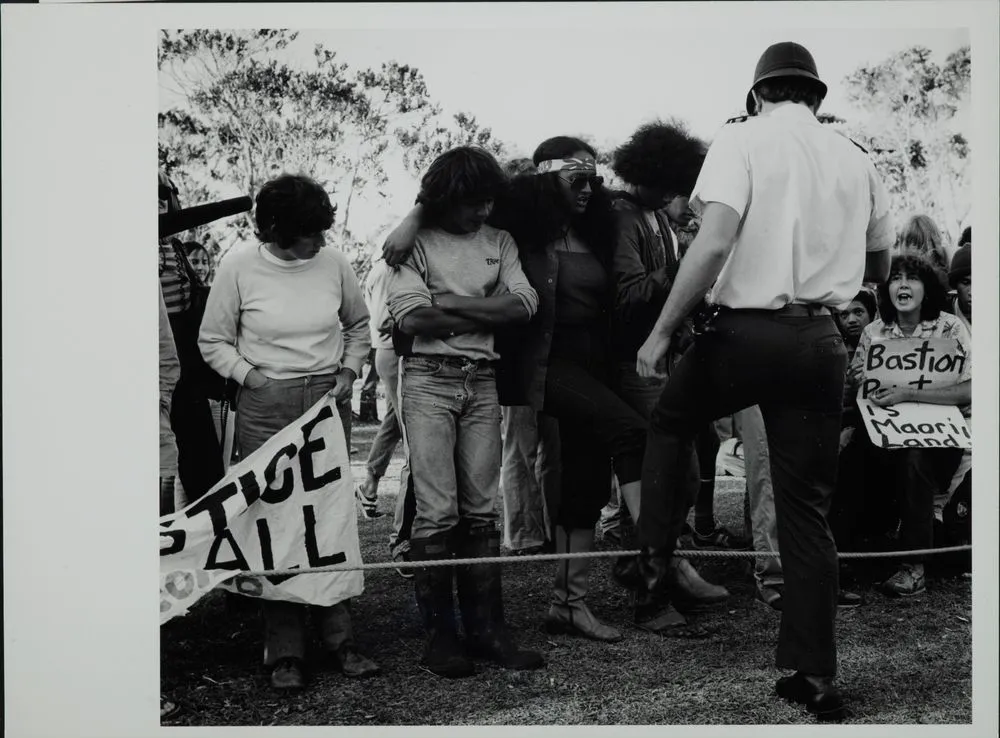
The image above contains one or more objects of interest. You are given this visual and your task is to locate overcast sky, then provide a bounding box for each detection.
[288,26,969,154]
[158,11,970,239]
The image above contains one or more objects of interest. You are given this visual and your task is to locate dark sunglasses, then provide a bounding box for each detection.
[563,173,604,192]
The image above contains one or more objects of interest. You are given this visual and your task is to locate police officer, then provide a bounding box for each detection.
[622,42,893,720]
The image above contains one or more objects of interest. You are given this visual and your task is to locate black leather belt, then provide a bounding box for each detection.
[722,303,832,318]
[775,303,832,317]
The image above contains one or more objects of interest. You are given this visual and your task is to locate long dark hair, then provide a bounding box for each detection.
[488,136,616,263]
[417,146,508,227]
[876,253,949,325]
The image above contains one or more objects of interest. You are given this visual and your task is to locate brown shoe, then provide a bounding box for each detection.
[269,657,306,691]
[332,645,381,678]
[669,557,729,607]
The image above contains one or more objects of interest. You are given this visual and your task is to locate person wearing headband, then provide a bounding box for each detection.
[495,137,654,643]
[616,42,894,721]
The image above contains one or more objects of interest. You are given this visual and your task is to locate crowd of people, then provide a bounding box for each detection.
[159,41,973,723]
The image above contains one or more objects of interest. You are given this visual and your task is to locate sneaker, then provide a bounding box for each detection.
[392,548,414,579]
[355,481,384,519]
[331,644,380,678]
[716,439,745,477]
[837,590,863,609]
[883,563,926,597]
[691,520,752,550]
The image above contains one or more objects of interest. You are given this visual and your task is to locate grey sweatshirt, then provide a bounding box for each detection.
[386,225,538,360]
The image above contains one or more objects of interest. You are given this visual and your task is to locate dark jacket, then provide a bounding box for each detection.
[610,193,684,361]
[493,190,617,409]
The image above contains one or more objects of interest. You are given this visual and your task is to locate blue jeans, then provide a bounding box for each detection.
[734,406,783,588]
[372,348,415,555]
[400,357,502,539]
[500,406,560,549]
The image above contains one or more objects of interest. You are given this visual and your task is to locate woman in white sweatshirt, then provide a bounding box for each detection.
[199,173,377,691]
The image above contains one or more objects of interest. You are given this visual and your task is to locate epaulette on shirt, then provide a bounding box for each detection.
[831,128,870,155]
[722,114,871,154]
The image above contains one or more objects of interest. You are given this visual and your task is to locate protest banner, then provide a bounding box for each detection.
[857,336,970,449]
[857,397,971,449]
[160,395,362,624]
[858,336,968,399]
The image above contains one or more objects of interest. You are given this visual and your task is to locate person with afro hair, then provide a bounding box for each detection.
[599,120,733,632]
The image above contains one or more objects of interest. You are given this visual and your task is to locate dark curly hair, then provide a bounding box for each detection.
[755,77,826,111]
[417,146,507,226]
[611,119,707,194]
[489,137,616,265]
[876,253,949,325]
[254,174,336,248]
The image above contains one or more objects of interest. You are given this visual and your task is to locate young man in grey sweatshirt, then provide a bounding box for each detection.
[386,147,544,679]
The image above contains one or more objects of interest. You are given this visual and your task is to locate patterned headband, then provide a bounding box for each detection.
[535,157,597,175]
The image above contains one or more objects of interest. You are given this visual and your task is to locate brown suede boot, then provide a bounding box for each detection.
[545,528,623,642]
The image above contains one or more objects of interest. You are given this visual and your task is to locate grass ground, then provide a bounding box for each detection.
[161,416,972,727]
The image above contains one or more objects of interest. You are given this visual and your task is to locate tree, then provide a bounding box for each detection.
[843,45,971,251]
[159,30,511,267]
[396,111,507,177]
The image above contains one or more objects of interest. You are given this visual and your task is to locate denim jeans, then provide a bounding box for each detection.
[234,372,354,665]
[373,348,415,555]
[733,406,783,587]
[641,308,847,676]
[500,405,561,549]
[400,357,502,539]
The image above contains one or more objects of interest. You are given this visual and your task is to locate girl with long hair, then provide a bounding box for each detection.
[847,254,971,596]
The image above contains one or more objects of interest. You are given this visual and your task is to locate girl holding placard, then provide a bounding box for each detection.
[847,253,971,597]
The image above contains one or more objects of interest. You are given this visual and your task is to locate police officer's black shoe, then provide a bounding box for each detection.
[775,672,848,722]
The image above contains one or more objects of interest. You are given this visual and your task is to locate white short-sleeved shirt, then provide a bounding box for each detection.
[692,103,894,310]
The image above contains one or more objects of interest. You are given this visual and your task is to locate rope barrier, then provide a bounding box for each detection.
[240,544,971,578]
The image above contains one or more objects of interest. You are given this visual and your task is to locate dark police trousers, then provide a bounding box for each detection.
[640,306,847,676]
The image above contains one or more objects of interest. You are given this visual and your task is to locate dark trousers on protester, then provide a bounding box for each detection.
[168,311,225,501]
[867,446,964,562]
[543,327,647,529]
[639,307,847,676]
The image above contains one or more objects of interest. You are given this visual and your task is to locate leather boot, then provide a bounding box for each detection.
[455,526,546,670]
[410,533,475,678]
[669,557,729,609]
[545,528,623,642]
